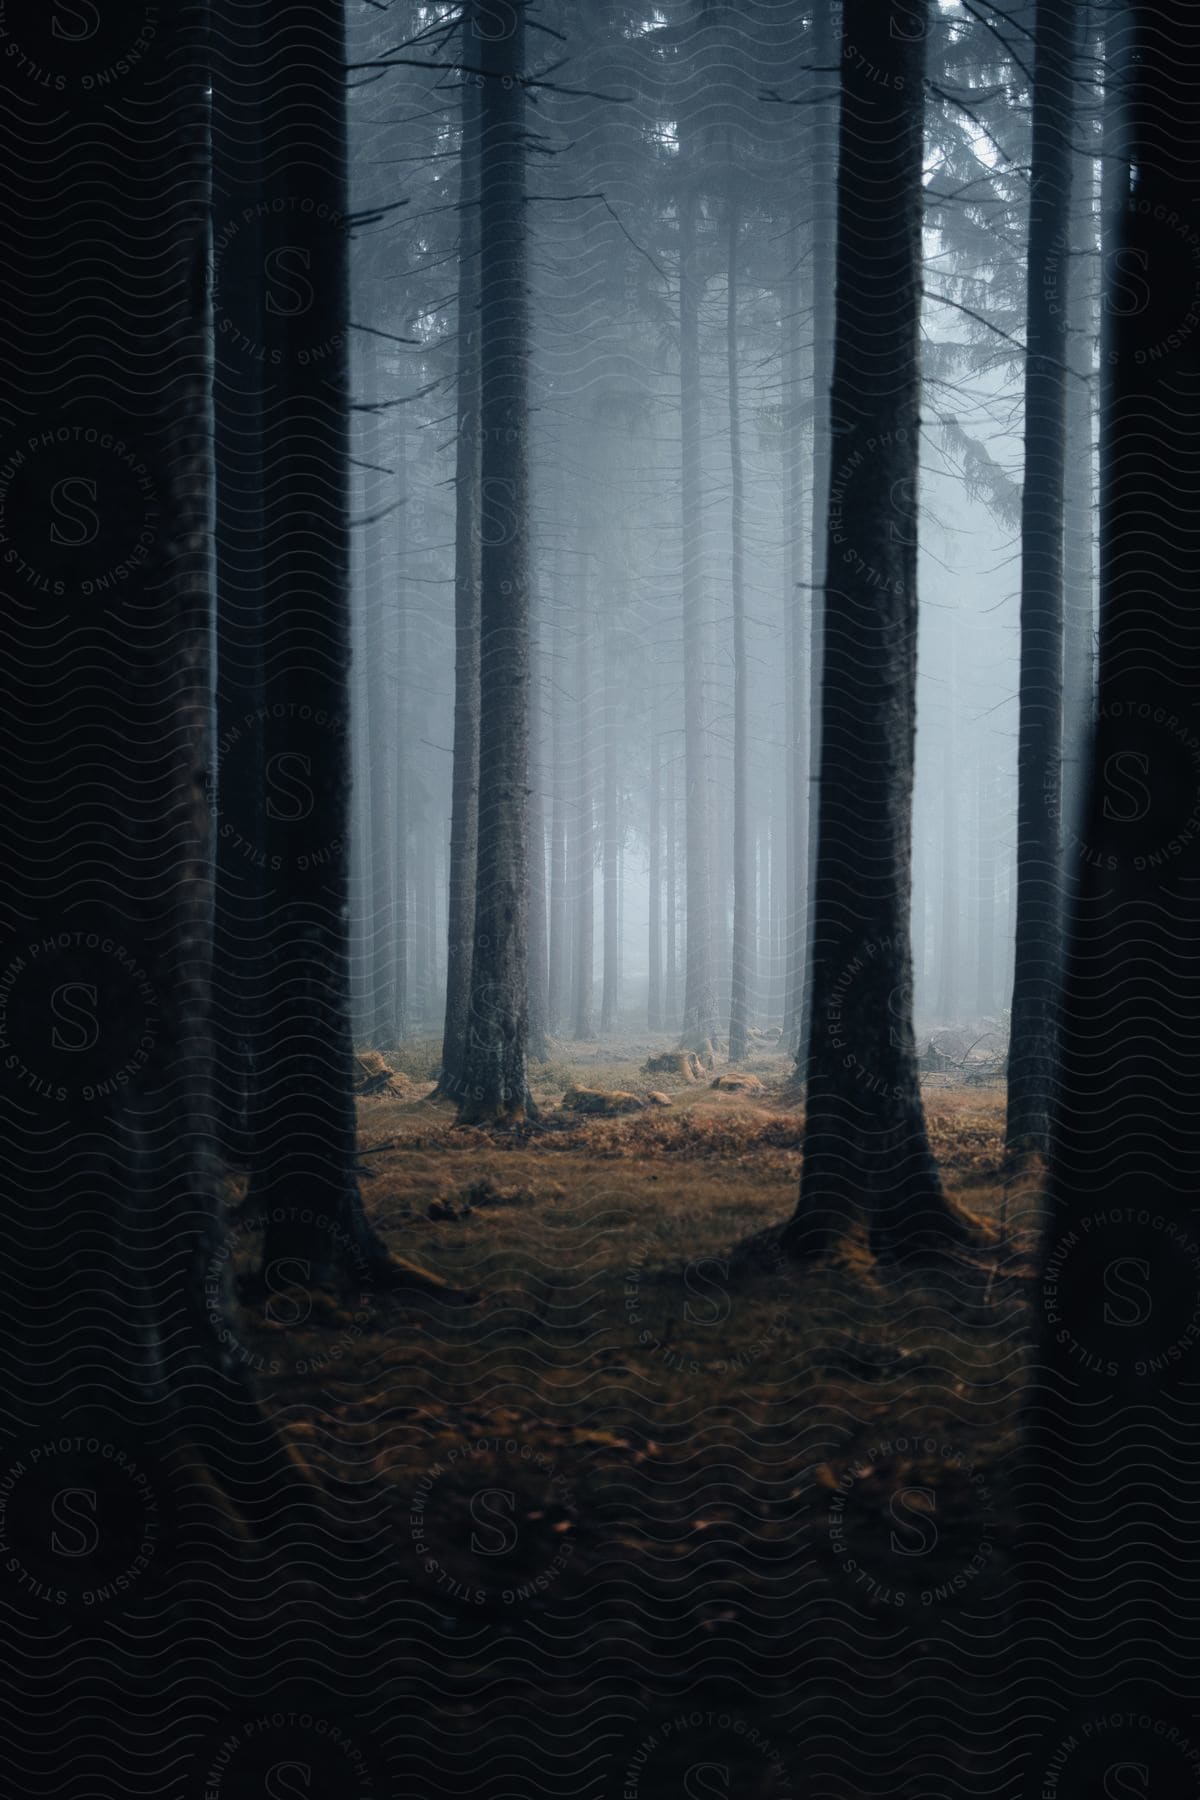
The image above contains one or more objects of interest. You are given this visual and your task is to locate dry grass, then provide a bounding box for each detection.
[223,1042,1033,1797]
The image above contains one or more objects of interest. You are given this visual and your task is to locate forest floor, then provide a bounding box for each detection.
[225,1037,1038,1798]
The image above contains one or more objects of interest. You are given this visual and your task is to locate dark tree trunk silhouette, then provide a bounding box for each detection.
[572,597,596,1041]
[240,0,443,1290]
[912,798,928,999]
[648,725,664,1030]
[437,8,482,1099]
[936,627,959,1022]
[975,752,997,1014]
[727,198,753,1063]
[1097,0,1133,646]
[601,607,620,1034]
[678,180,716,1053]
[665,751,679,1030]
[1006,0,1076,1160]
[1024,0,1200,1713]
[797,0,839,1062]
[782,0,977,1262]
[549,587,571,1031]
[0,0,312,1607]
[360,333,398,1050]
[528,598,550,1060]
[212,0,267,1166]
[391,422,411,1041]
[458,0,536,1121]
[1061,66,1097,845]
[783,213,809,1051]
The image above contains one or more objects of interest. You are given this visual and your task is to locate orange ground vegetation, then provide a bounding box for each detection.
[221,1047,1034,1796]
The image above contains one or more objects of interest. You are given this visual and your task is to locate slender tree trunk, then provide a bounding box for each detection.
[665,752,679,1031]
[648,725,664,1029]
[1097,0,1133,651]
[247,2,364,1262]
[212,0,266,1165]
[728,199,753,1064]
[1006,0,1076,1160]
[362,337,397,1048]
[783,0,977,1262]
[601,606,620,1034]
[527,594,550,1060]
[773,800,788,1025]
[549,593,570,1031]
[797,0,839,1064]
[242,0,447,1292]
[936,629,959,1023]
[457,3,534,1120]
[392,451,411,1043]
[975,751,996,1015]
[1062,75,1097,847]
[436,14,482,1097]
[572,601,596,1041]
[912,794,927,1005]
[678,181,716,1053]
[783,216,809,1052]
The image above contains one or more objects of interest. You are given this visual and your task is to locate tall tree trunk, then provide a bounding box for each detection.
[975,750,996,1015]
[665,751,679,1031]
[936,626,959,1023]
[361,337,397,1048]
[797,0,839,1064]
[783,215,809,1051]
[648,725,664,1029]
[727,199,753,1064]
[0,0,311,1631]
[912,793,928,1004]
[1006,0,1076,1160]
[601,607,620,1034]
[549,591,570,1031]
[212,0,266,1166]
[437,17,482,1095]
[572,600,596,1041]
[527,594,550,1060]
[242,0,441,1290]
[1024,0,1200,1720]
[1061,68,1098,847]
[772,800,788,1024]
[392,437,411,1043]
[458,0,534,1120]
[678,181,716,1053]
[1097,0,1133,648]
[782,0,977,1262]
